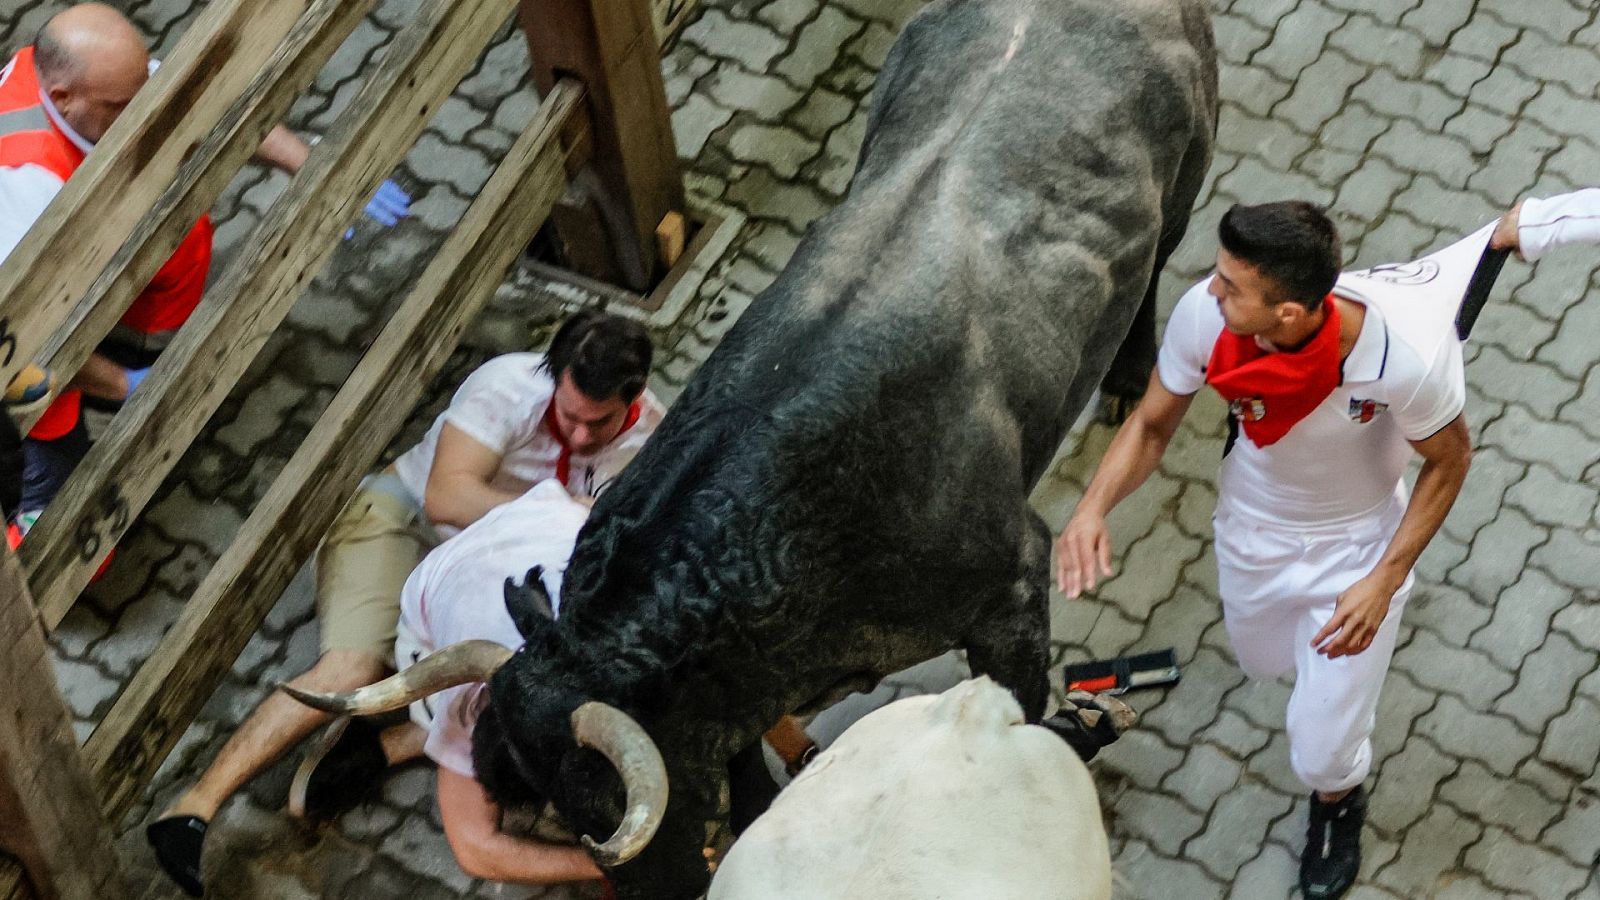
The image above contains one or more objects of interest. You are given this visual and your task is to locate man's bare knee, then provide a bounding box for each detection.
[290,650,388,693]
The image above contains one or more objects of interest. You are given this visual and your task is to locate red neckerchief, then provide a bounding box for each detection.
[542,398,643,486]
[1204,295,1342,448]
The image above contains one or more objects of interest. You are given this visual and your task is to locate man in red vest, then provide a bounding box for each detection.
[1,3,412,539]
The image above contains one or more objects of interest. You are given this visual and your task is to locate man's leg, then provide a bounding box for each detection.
[18,413,91,526]
[161,650,387,821]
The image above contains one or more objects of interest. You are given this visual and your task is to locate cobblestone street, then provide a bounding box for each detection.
[5,0,1600,896]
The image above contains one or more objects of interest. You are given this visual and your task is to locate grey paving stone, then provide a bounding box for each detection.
[683,10,790,70]
[1108,787,1205,856]
[1541,793,1600,868]
[725,120,820,178]
[1185,782,1294,880]
[1115,840,1226,900]
[756,0,817,33]
[1370,735,1458,834]
[1402,584,1491,649]
[774,6,863,88]
[1465,824,1591,898]
[672,93,735,159]
[1417,696,1539,778]
[1527,528,1600,591]
[1539,696,1600,781]
[1443,506,1545,601]
[1463,569,1570,671]
[1393,630,1513,713]
[1439,762,1563,843]
[1492,632,1597,734]
[1372,802,1482,896]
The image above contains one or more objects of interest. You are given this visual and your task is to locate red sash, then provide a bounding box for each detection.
[542,398,642,487]
[1204,296,1342,448]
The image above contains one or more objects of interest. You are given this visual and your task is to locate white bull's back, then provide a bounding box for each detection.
[709,678,1111,900]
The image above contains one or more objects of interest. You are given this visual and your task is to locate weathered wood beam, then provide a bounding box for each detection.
[522,0,686,290]
[0,0,376,419]
[21,0,528,627]
[0,549,125,900]
[651,0,701,43]
[84,81,586,823]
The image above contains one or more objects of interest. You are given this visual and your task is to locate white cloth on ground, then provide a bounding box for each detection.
[393,479,590,777]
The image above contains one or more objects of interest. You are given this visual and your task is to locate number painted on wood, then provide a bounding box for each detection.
[0,316,15,366]
[76,486,131,563]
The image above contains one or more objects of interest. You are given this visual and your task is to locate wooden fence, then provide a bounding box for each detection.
[0,0,701,895]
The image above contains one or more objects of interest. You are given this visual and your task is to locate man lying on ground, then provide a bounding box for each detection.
[148,310,662,897]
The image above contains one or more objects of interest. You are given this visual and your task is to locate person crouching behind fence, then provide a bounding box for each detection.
[146,310,662,897]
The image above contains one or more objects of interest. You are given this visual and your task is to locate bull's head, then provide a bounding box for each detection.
[280,575,669,867]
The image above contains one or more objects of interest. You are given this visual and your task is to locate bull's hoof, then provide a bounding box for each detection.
[1097,392,1139,426]
[1039,692,1138,762]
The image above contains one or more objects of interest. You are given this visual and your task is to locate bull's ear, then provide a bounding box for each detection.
[504,567,555,640]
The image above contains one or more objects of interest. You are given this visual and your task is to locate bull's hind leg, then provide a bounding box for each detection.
[1099,274,1160,424]
[962,515,1054,721]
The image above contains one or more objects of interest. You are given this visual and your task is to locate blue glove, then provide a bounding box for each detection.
[124,366,150,399]
[364,179,411,228]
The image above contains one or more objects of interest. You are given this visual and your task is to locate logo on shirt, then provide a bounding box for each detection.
[1228,397,1267,422]
[1348,397,1389,423]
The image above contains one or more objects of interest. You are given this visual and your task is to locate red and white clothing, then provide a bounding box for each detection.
[0,48,213,442]
[394,479,589,777]
[1513,188,1600,260]
[1158,260,1466,792]
[392,352,663,536]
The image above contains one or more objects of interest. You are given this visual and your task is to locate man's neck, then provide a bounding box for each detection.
[1255,297,1364,359]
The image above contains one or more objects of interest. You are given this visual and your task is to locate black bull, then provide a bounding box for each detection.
[306,0,1218,896]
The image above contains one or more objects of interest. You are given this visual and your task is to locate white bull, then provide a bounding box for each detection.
[709,677,1113,900]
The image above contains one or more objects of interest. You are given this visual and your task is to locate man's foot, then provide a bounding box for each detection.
[1039,691,1138,761]
[288,716,386,822]
[146,814,208,897]
[3,364,52,418]
[1300,786,1366,898]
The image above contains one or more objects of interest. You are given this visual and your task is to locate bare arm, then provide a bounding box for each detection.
[422,423,522,530]
[254,125,311,175]
[437,767,604,885]
[1054,369,1195,597]
[68,352,135,402]
[1312,413,1472,658]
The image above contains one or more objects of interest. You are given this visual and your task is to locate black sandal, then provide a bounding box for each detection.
[146,814,208,897]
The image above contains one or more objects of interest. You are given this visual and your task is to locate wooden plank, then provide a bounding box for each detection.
[650,0,701,44]
[0,549,125,900]
[0,0,374,407]
[520,0,686,291]
[21,0,527,627]
[82,82,586,823]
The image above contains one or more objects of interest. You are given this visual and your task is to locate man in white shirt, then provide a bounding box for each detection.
[149,310,663,897]
[1056,202,1472,899]
[390,479,605,889]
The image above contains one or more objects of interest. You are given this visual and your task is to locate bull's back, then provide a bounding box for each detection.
[709,678,1113,900]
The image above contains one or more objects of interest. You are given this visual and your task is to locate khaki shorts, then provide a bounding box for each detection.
[315,477,439,666]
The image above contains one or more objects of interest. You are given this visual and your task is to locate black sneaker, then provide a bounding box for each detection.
[287,716,386,822]
[1300,786,1367,899]
[146,814,207,897]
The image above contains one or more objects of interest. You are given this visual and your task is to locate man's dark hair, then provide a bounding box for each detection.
[540,310,652,402]
[1217,201,1342,310]
[32,21,82,86]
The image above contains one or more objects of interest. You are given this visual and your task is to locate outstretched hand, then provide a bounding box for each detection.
[1488,200,1524,260]
[1311,575,1396,658]
[1055,511,1114,598]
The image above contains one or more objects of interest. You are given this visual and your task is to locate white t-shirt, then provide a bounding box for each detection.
[391,352,663,533]
[1157,278,1465,529]
[1516,188,1600,261]
[395,479,590,777]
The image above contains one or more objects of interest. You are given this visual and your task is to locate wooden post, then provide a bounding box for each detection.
[0,549,125,900]
[83,83,587,820]
[520,0,686,291]
[0,0,374,407]
[20,0,526,627]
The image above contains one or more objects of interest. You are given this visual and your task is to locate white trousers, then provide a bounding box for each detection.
[1213,500,1412,794]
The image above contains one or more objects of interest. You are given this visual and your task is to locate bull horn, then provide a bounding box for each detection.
[279,640,514,715]
[571,702,669,867]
